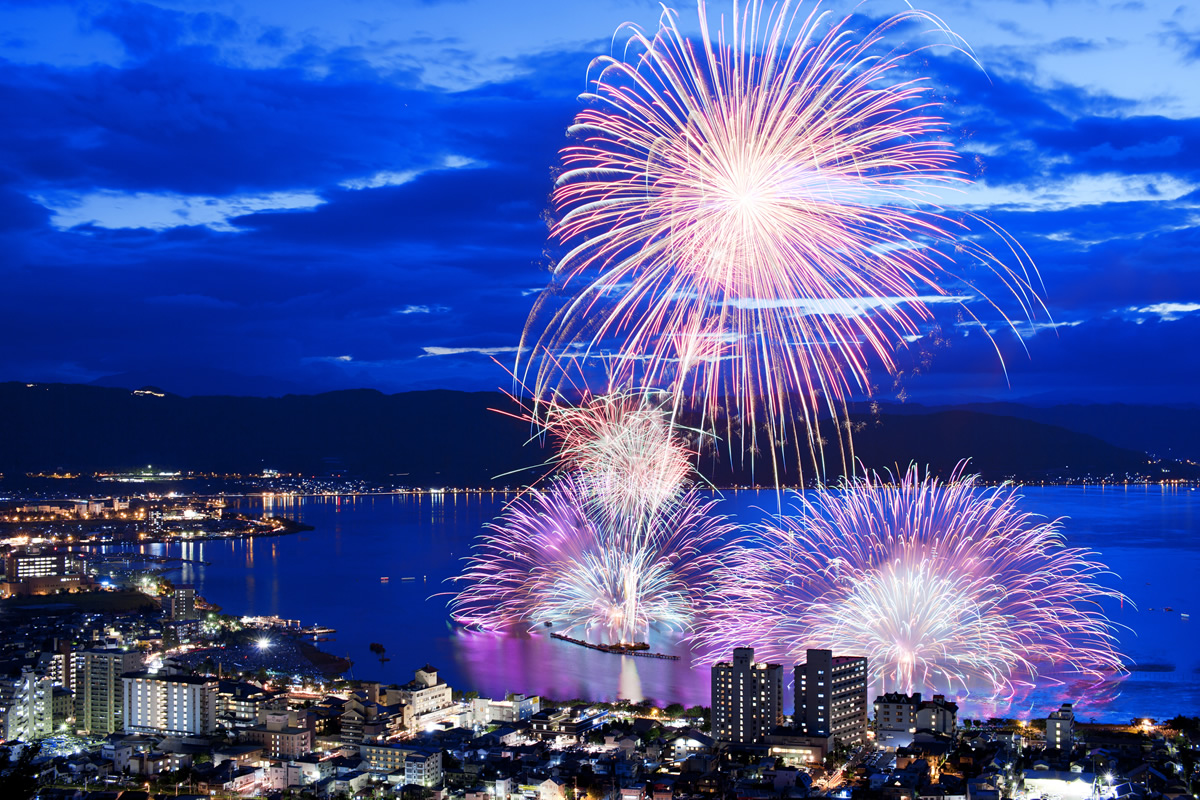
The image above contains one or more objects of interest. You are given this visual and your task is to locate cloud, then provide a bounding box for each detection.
[420,345,522,357]
[1124,302,1200,322]
[725,295,975,316]
[953,173,1198,212]
[397,304,450,314]
[339,154,482,191]
[37,189,325,232]
[0,0,1197,405]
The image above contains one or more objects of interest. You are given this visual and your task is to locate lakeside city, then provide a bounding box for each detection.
[1,478,1198,800]
[3,0,1199,798]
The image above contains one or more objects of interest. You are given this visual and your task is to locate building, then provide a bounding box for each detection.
[795,648,869,745]
[765,731,832,766]
[467,692,540,727]
[217,680,282,729]
[165,584,198,621]
[916,695,958,736]
[1046,703,1075,752]
[390,665,453,718]
[528,705,609,740]
[405,749,443,787]
[51,687,73,729]
[340,694,408,744]
[122,671,218,737]
[0,667,55,742]
[876,692,921,733]
[361,742,442,785]
[711,647,783,744]
[244,710,312,758]
[36,644,73,691]
[74,648,141,735]
[1,549,90,598]
[5,549,70,580]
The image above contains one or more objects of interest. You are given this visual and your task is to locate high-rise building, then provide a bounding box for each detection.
[711,647,783,744]
[795,649,868,745]
[36,643,73,691]
[74,648,141,734]
[1046,703,1075,751]
[123,672,218,737]
[0,668,55,742]
[166,584,198,621]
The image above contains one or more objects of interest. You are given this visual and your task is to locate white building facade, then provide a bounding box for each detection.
[123,672,218,737]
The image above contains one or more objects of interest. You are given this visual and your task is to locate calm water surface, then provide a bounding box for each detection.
[108,485,1200,723]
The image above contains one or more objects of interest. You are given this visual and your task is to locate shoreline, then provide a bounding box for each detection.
[66,514,315,549]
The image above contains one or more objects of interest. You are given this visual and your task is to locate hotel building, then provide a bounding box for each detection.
[711,647,783,744]
[795,648,869,745]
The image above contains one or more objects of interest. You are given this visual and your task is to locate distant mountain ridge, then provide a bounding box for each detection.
[0,382,1188,486]
[873,401,1200,461]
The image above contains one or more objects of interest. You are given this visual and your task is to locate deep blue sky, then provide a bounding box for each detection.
[2,0,1197,403]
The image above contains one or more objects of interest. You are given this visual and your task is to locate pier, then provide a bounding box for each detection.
[550,633,680,660]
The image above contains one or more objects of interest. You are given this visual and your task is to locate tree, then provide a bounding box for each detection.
[664,703,685,718]
[0,742,43,800]
[1167,715,1200,733]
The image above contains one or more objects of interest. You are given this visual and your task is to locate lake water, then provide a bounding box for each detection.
[108,485,1199,723]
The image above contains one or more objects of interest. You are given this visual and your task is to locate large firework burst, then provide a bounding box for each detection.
[522,0,1043,476]
[692,465,1127,696]
[450,475,737,644]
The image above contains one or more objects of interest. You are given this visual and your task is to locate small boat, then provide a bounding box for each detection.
[400,577,416,581]
[380,577,389,583]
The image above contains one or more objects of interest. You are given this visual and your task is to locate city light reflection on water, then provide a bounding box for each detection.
[99,485,1199,721]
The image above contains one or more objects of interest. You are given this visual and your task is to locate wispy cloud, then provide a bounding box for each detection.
[396,304,450,314]
[36,189,324,232]
[304,355,354,363]
[725,295,974,316]
[339,155,481,191]
[420,345,523,357]
[1125,302,1200,322]
[952,173,1198,212]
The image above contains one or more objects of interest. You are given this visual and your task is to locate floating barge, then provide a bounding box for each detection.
[550,632,680,660]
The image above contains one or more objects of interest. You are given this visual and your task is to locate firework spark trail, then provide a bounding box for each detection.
[522,0,1044,478]
[541,388,697,518]
[691,464,1128,697]
[450,474,738,645]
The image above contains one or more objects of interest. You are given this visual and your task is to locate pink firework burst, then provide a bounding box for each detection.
[692,464,1128,697]
[522,0,1044,477]
[450,474,739,645]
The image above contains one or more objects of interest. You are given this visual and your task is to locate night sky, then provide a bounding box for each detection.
[2,0,1197,404]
